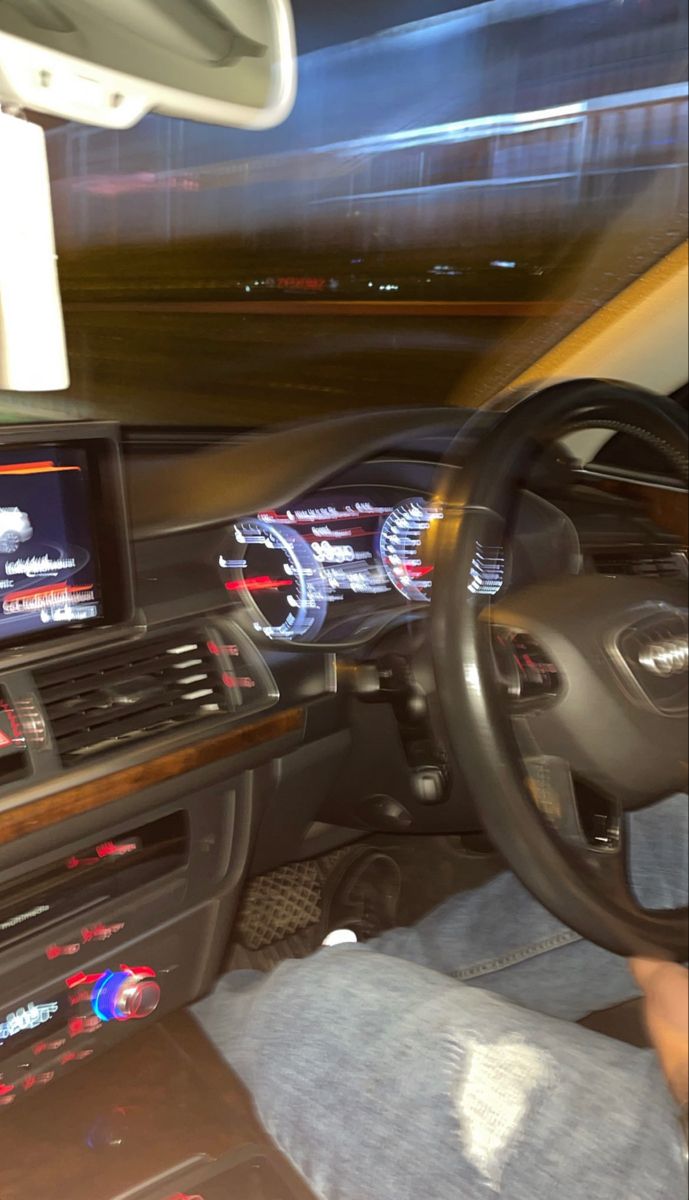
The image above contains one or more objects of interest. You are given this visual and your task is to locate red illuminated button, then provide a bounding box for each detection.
[68,1014,101,1038]
[96,840,139,859]
[69,989,92,1007]
[45,942,80,960]
[125,965,156,980]
[59,1047,94,1067]
[81,921,125,944]
[65,971,105,990]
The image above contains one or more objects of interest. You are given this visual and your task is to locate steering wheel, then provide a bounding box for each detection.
[431,379,688,959]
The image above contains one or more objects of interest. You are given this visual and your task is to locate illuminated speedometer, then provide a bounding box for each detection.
[379,497,442,603]
[220,518,328,641]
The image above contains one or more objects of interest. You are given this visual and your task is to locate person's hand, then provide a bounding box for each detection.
[630,958,688,1104]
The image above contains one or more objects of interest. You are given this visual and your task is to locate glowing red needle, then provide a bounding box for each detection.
[225,577,293,593]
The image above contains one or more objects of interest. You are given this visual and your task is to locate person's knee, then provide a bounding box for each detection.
[628,793,688,910]
[265,944,394,1018]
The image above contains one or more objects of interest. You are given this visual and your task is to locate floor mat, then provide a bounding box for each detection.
[228,845,371,970]
[226,835,502,973]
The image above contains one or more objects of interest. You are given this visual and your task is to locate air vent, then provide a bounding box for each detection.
[591,547,687,580]
[36,631,229,764]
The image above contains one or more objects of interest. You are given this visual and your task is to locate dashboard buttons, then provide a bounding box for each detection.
[411,766,446,806]
[45,942,81,960]
[494,630,560,705]
[0,696,25,755]
[0,692,29,785]
[68,1014,101,1038]
[205,622,278,715]
[14,695,48,749]
[90,967,161,1023]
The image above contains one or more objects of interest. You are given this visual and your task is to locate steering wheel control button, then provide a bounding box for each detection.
[90,967,161,1023]
[616,612,688,714]
[494,630,560,706]
[525,756,582,841]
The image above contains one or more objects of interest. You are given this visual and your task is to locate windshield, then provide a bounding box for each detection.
[3,0,688,427]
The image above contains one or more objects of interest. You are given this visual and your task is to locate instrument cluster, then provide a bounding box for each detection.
[218,487,445,644]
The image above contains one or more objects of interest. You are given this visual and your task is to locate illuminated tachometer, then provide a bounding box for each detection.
[220,518,328,641]
[379,498,442,603]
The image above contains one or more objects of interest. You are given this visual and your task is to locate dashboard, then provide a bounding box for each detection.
[0,412,684,1127]
[217,482,580,646]
[221,489,440,645]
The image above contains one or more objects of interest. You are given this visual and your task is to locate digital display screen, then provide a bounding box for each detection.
[262,496,396,599]
[0,446,103,645]
[0,993,69,1061]
[220,488,443,643]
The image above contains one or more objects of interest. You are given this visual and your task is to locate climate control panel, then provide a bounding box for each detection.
[0,784,243,1116]
[0,956,167,1110]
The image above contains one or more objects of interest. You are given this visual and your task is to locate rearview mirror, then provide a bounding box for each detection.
[0,0,296,129]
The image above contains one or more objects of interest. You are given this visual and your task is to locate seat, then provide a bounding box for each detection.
[578,998,649,1047]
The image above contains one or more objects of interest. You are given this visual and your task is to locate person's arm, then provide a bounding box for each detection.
[630,958,688,1105]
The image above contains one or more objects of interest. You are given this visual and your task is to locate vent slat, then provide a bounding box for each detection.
[47,695,210,739]
[37,650,205,703]
[55,701,223,755]
[36,630,229,765]
[591,547,687,580]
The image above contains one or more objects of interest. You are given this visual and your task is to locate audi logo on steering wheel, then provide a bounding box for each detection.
[639,636,689,677]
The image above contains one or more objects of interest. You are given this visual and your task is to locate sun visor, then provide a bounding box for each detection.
[0,0,297,129]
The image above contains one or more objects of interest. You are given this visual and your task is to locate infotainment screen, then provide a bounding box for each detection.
[0,445,104,644]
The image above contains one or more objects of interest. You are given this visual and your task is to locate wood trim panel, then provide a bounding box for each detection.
[592,478,688,542]
[635,484,688,543]
[0,707,303,849]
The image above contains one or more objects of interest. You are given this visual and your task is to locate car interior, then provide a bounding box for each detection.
[0,3,687,1199]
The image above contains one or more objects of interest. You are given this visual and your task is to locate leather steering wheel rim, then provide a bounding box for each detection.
[431,379,688,959]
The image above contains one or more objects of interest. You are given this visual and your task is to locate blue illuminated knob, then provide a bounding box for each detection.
[91,968,161,1023]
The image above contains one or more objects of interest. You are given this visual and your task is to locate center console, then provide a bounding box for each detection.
[0,423,300,1137]
[0,777,247,1109]
[0,1009,314,1200]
